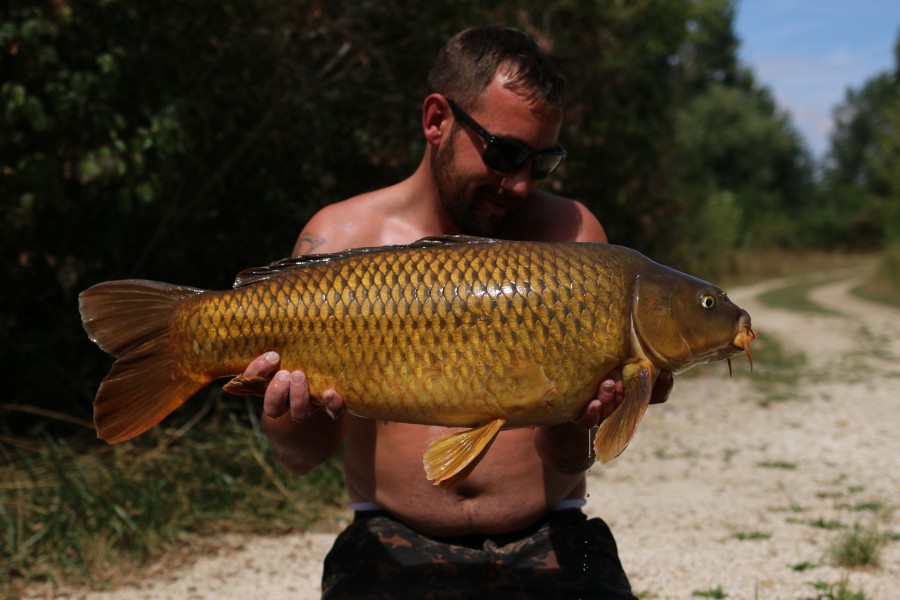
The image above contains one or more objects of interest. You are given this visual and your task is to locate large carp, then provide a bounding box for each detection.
[80,235,755,488]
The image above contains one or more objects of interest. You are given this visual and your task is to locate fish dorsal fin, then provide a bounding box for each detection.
[411,234,500,247]
[423,418,506,489]
[232,235,500,288]
[594,362,655,463]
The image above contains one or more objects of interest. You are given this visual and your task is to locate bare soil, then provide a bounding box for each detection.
[32,268,900,599]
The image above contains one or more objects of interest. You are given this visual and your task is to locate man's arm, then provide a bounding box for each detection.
[249,351,347,475]
[247,210,354,475]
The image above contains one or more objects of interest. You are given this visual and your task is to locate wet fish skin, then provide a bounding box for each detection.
[79,236,755,487]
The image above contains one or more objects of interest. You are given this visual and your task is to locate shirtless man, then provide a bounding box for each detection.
[242,27,671,598]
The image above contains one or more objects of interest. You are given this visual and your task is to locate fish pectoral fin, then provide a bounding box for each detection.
[222,374,272,397]
[423,418,506,489]
[594,363,654,463]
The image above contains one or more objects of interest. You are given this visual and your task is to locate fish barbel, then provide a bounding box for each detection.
[79,235,756,487]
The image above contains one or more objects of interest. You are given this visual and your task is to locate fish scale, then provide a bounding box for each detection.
[172,241,608,427]
[79,235,755,487]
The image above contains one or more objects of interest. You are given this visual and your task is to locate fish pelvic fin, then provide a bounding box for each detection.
[423,418,506,489]
[223,374,272,396]
[79,280,207,443]
[594,362,654,463]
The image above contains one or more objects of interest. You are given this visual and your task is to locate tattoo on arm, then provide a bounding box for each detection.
[295,234,326,255]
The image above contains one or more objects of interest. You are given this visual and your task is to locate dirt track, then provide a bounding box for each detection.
[45,268,900,599]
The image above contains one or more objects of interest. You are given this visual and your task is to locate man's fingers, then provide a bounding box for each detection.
[263,369,293,419]
[573,370,671,430]
[598,391,617,423]
[286,370,314,422]
[573,399,602,429]
[246,351,281,378]
[321,389,346,420]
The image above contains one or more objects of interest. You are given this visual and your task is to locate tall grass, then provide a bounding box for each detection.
[0,397,344,595]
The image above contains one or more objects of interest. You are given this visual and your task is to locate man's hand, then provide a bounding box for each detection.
[572,369,674,429]
[243,352,346,474]
[242,352,345,422]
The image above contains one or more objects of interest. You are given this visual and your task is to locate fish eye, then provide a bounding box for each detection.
[700,294,716,309]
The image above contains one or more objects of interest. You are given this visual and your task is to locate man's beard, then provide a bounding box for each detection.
[432,131,513,237]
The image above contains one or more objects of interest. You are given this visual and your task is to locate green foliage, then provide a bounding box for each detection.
[871,92,900,290]
[669,79,814,273]
[679,0,741,92]
[819,62,900,251]
[672,189,742,280]
[537,0,693,255]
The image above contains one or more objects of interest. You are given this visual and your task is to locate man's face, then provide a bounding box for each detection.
[432,76,563,236]
[432,126,509,237]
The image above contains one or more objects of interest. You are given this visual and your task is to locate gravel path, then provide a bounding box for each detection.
[41,269,900,599]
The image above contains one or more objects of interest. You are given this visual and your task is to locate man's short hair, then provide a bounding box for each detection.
[427,27,565,111]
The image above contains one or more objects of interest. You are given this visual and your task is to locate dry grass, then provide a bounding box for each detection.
[725,249,879,287]
[0,396,345,597]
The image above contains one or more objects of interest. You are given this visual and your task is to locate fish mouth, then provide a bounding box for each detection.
[729,320,757,373]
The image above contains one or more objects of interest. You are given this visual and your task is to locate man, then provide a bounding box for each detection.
[242,27,671,598]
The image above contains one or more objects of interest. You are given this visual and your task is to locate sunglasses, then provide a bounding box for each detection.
[446,98,567,180]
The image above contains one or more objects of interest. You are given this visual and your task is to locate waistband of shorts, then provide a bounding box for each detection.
[349,498,586,514]
[349,502,588,548]
[348,501,384,512]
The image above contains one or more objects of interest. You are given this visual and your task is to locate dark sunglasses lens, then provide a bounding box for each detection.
[482,138,531,173]
[531,152,565,179]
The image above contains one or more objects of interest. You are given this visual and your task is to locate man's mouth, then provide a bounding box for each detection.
[484,189,513,213]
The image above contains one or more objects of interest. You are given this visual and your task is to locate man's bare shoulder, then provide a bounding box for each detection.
[501,190,608,244]
[292,188,404,255]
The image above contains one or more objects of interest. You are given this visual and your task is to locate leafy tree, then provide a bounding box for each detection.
[679,0,741,93]
[868,38,900,287]
[536,0,692,255]
[663,1,814,277]
[819,31,900,250]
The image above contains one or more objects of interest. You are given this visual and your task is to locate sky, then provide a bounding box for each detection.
[734,0,900,158]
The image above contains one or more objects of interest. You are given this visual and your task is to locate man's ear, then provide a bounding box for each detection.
[422,94,451,146]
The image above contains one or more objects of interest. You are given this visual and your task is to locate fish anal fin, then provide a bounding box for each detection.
[594,363,655,463]
[223,374,272,397]
[423,418,506,489]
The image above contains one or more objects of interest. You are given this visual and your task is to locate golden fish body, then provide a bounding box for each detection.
[178,239,629,427]
[80,236,756,487]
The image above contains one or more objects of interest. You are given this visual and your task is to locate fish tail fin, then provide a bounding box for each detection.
[594,363,654,463]
[79,280,207,443]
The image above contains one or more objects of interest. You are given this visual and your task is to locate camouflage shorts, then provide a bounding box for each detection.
[321,508,636,599]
